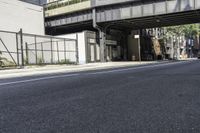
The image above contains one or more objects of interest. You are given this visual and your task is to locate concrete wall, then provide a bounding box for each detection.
[0,0,45,35]
[57,32,86,64]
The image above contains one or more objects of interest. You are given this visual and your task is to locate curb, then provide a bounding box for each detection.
[0,61,176,79]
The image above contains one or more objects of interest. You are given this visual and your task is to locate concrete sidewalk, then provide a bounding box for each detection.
[0,61,166,79]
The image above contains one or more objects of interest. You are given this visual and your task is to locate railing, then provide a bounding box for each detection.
[44,0,89,11]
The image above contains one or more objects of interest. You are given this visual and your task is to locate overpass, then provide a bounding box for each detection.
[44,0,200,61]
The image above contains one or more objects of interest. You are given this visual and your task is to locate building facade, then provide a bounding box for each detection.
[0,0,45,34]
[0,0,45,66]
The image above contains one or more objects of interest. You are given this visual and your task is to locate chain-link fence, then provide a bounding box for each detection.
[0,29,78,68]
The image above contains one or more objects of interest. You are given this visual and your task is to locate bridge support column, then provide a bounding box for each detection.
[99,29,106,62]
[92,8,106,62]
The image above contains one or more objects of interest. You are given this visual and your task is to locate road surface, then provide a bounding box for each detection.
[0,60,200,133]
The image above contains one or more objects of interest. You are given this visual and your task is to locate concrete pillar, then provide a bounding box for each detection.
[92,8,106,62]
[122,32,128,60]
[99,30,106,62]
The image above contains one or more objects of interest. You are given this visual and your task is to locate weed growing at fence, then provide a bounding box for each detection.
[38,57,45,66]
[59,59,75,65]
[0,51,8,67]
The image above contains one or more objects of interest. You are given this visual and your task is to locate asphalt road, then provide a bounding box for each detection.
[0,60,200,133]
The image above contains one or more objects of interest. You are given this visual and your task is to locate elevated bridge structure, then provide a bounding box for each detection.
[44,0,200,61]
[45,0,200,33]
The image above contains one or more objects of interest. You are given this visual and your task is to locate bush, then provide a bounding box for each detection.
[0,51,6,67]
[0,51,15,67]
[38,57,45,66]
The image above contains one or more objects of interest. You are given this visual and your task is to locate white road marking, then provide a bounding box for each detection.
[0,74,79,86]
[88,61,186,75]
[0,61,188,86]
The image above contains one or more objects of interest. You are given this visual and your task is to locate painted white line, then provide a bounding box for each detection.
[0,61,188,87]
[87,61,187,75]
[0,73,79,87]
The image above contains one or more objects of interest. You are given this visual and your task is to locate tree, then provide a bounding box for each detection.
[165,24,200,49]
[165,24,200,58]
[182,24,200,38]
[165,24,200,39]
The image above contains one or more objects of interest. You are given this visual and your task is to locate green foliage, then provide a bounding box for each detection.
[0,51,3,67]
[45,0,89,11]
[0,51,6,67]
[165,24,200,38]
[24,58,29,65]
[38,57,45,66]
[0,51,14,67]
[182,24,200,37]
[59,59,75,65]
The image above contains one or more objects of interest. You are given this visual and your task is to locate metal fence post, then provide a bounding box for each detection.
[19,29,24,67]
[56,41,60,63]
[50,37,53,64]
[41,42,44,63]
[64,39,67,63]
[25,42,29,65]
[34,35,38,65]
[76,34,79,64]
[16,33,20,66]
